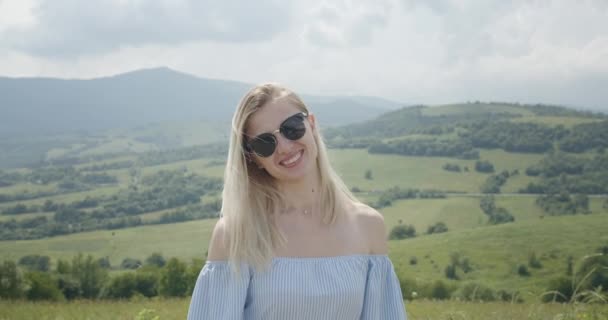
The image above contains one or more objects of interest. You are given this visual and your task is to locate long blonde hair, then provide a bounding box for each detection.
[221,83,357,272]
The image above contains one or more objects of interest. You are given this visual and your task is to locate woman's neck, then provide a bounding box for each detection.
[277,168,322,210]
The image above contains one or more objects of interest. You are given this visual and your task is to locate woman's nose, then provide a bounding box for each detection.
[274,132,295,155]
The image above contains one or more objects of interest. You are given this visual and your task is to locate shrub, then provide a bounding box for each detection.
[18,254,50,272]
[529,252,543,269]
[475,160,495,173]
[397,275,419,300]
[453,282,497,302]
[97,257,111,269]
[430,280,451,300]
[445,264,459,280]
[103,273,137,299]
[542,277,573,303]
[442,163,461,172]
[121,258,142,270]
[159,258,189,297]
[145,253,166,268]
[409,257,418,265]
[25,271,64,301]
[0,260,24,299]
[517,264,531,277]
[427,222,448,234]
[388,224,416,240]
[134,271,160,297]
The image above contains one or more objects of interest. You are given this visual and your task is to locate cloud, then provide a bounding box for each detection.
[0,0,290,57]
[301,0,392,48]
[0,0,607,110]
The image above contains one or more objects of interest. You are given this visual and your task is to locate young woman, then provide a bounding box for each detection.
[187,83,406,319]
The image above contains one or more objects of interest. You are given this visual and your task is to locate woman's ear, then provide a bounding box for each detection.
[308,113,316,131]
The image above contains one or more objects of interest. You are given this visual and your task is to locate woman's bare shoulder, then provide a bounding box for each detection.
[350,202,388,255]
[207,217,229,261]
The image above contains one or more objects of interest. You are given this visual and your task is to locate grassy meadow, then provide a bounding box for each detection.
[1,102,607,318]
[2,299,607,320]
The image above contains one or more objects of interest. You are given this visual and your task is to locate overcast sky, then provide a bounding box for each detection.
[1,0,607,110]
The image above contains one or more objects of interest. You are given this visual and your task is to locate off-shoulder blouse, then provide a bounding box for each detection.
[187,254,407,319]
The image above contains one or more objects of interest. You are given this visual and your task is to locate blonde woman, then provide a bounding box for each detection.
[187,83,407,320]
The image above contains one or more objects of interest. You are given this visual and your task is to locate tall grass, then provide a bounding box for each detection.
[1,299,606,320]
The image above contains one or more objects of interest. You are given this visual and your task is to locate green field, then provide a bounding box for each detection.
[2,194,606,301]
[390,213,608,296]
[329,149,486,192]
[510,116,603,128]
[421,103,535,117]
[0,218,216,263]
[1,299,606,320]
[1,102,607,316]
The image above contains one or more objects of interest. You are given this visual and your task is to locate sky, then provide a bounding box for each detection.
[1,0,607,110]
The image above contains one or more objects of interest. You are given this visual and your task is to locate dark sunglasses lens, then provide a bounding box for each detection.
[281,114,306,140]
[249,133,276,157]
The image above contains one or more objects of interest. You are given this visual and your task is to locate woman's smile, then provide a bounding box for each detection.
[279,150,304,168]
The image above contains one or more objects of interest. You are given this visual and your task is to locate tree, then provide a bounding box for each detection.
[18,254,51,272]
[187,258,205,294]
[573,194,590,214]
[442,163,461,172]
[488,207,515,224]
[135,271,159,297]
[25,271,64,301]
[145,253,166,268]
[480,195,514,225]
[121,258,142,269]
[479,196,496,215]
[159,258,189,297]
[364,169,373,180]
[475,160,495,173]
[71,254,108,299]
[0,260,23,299]
[104,272,137,299]
[97,256,111,269]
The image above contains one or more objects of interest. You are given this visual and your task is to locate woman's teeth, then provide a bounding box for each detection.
[281,151,302,166]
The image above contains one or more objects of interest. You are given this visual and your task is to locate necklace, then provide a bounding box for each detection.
[280,202,318,216]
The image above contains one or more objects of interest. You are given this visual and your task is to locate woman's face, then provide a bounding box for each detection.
[245,98,318,183]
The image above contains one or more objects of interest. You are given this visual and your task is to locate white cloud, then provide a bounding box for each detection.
[0,0,607,110]
[301,0,392,48]
[0,0,290,57]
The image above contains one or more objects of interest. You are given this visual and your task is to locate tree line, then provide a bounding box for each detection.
[326,110,608,157]
[521,153,608,194]
[0,170,223,240]
[0,253,203,301]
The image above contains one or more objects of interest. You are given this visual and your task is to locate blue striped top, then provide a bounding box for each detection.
[187,254,407,320]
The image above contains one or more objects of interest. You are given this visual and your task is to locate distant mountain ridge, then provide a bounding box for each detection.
[0,67,403,135]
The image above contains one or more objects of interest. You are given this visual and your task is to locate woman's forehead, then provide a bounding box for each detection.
[246,99,301,135]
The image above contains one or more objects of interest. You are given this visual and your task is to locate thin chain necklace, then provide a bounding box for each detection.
[279,188,319,215]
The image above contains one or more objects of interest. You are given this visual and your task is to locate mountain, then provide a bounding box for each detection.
[0,67,402,135]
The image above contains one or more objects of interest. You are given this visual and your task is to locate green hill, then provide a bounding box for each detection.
[390,212,608,298]
[1,199,605,301]
[1,99,607,304]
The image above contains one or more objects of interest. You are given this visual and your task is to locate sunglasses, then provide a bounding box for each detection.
[244,112,308,157]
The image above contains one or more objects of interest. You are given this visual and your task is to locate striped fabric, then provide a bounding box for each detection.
[187,255,407,320]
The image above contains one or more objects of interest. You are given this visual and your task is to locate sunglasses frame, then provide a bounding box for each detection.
[244,112,309,158]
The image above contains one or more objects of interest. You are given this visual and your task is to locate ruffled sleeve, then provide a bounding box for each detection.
[360,255,407,320]
[187,261,250,320]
